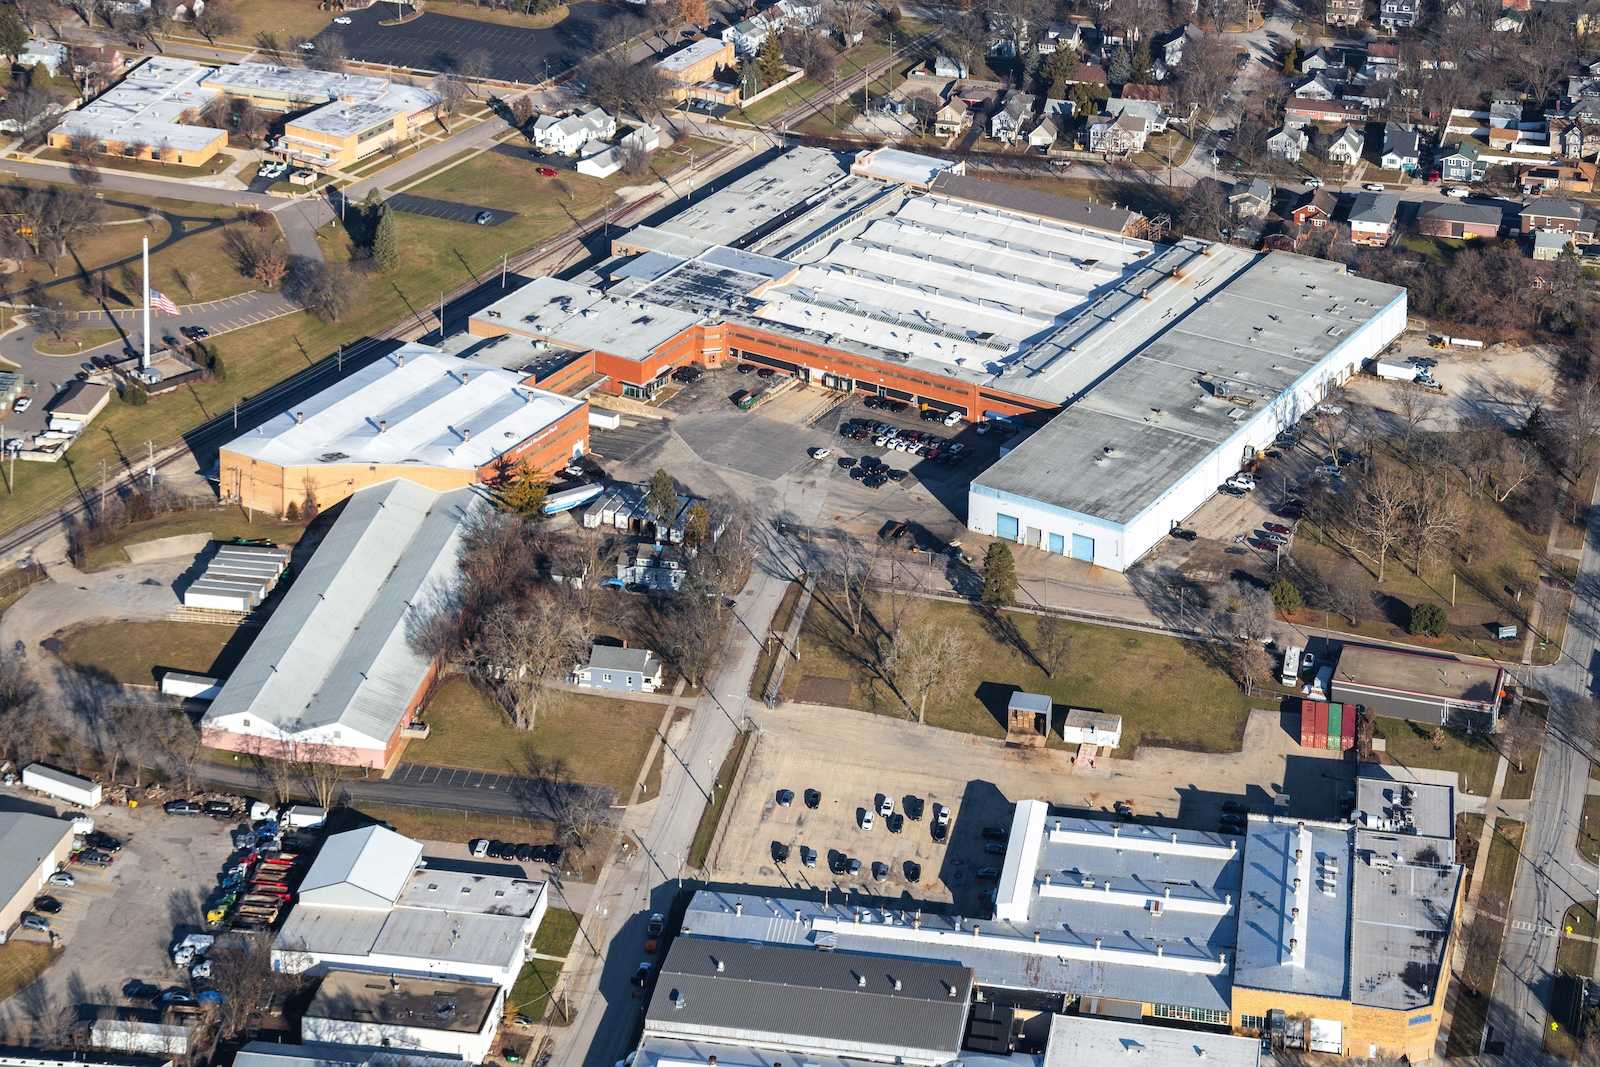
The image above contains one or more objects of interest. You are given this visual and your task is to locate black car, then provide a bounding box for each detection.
[904,795,924,821]
[156,988,195,1008]
[904,860,921,881]
[31,895,61,914]
[180,325,208,340]
[672,365,703,383]
[736,363,755,374]
[829,854,848,875]
[772,841,790,864]
[202,801,235,819]
[756,367,776,379]
[776,788,794,807]
[886,469,907,482]
[804,788,821,809]
[932,821,948,843]
[800,845,817,867]
[871,861,888,882]
[164,800,201,816]
[488,840,510,859]
[515,843,535,862]
[544,844,564,866]
[837,456,855,469]
[887,813,904,834]
[981,826,1009,843]
[123,980,160,1001]
[983,842,1007,855]
[85,831,122,852]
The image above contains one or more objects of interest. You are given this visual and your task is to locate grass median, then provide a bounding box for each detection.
[687,729,752,871]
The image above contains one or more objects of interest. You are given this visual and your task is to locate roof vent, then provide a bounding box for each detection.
[294,410,305,423]
[734,901,743,915]
[713,957,723,973]
[854,972,865,987]
[397,352,405,366]
[377,419,387,433]
[461,370,471,384]
[892,977,902,991]
[1094,937,1103,952]
[463,428,472,441]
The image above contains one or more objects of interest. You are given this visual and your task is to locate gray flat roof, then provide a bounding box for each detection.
[307,971,498,1033]
[0,812,73,909]
[1044,1014,1261,1067]
[651,146,852,247]
[1333,645,1502,705]
[973,253,1405,523]
[474,277,702,361]
[234,1042,468,1067]
[585,645,658,673]
[1232,815,1351,1000]
[1355,775,1455,841]
[1349,829,1460,1010]
[927,173,1140,234]
[645,939,971,1061]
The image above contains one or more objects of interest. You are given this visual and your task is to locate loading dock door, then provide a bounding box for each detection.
[996,514,1020,541]
[1309,1020,1343,1054]
[1048,533,1065,554]
[1024,526,1042,548]
[1070,534,1095,562]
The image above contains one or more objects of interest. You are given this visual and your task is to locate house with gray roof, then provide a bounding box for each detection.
[989,90,1035,143]
[1325,124,1364,166]
[1267,124,1308,162]
[1380,122,1420,172]
[571,644,664,693]
[1348,191,1399,245]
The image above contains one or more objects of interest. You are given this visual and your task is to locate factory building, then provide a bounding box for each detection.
[467,147,1406,572]
[218,343,587,518]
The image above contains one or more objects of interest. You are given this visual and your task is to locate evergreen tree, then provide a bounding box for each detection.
[1131,39,1152,83]
[1106,43,1132,87]
[370,203,399,271]
[0,9,28,61]
[645,468,678,529]
[502,466,549,516]
[981,542,1017,608]
[757,33,786,87]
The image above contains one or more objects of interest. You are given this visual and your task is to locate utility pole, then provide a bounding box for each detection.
[501,252,508,288]
[147,440,154,489]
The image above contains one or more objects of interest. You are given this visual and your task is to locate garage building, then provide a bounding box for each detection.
[302,971,504,1061]
[1331,644,1506,726]
[0,812,75,942]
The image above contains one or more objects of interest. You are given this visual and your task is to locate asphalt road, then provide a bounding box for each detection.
[330,0,621,84]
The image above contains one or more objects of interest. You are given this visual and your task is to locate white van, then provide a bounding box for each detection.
[1281,645,1303,687]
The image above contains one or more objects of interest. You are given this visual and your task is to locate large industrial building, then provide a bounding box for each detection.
[669,783,1460,1061]
[272,825,549,988]
[0,812,76,943]
[468,146,1407,571]
[219,343,587,518]
[201,480,485,769]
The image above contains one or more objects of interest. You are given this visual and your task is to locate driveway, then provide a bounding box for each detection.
[330,1,621,83]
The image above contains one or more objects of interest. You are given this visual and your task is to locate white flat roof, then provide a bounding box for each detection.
[56,56,224,152]
[223,343,582,472]
[657,37,726,73]
[475,278,702,361]
[1045,1015,1260,1067]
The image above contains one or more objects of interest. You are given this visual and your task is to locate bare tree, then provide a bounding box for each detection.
[825,0,871,44]
[468,593,590,730]
[243,734,295,805]
[1356,466,1410,583]
[1409,475,1466,576]
[207,932,285,1039]
[1218,579,1274,644]
[1490,436,1538,503]
[1391,387,1436,453]
[290,738,346,810]
[284,257,354,322]
[885,618,968,723]
[431,72,468,126]
[1033,612,1072,678]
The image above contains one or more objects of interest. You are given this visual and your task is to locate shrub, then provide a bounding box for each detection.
[1408,601,1448,637]
[1269,577,1302,614]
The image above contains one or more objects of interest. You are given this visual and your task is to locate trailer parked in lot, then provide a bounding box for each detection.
[1373,360,1420,382]
[22,763,102,807]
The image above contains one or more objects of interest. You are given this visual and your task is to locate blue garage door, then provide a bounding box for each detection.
[996,513,1020,541]
[1070,534,1095,562]
[1048,533,1065,554]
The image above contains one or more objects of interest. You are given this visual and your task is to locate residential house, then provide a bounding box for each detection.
[774,0,822,26]
[1290,187,1339,228]
[1358,52,1399,82]
[1088,109,1148,154]
[1035,23,1084,55]
[1027,116,1058,150]
[933,95,970,137]
[986,11,1030,57]
[989,90,1035,143]
[616,543,688,591]
[1062,63,1108,89]
[1439,141,1490,183]
[1381,122,1421,173]
[949,78,1005,112]
[1378,0,1418,28]
[932,54,967,79]
[1325,124,1364,166]
[1301,46,1350,74]
[1326,0,1362,26]
[721,15,772,57]
[571,644,664,694]
[1348,191,1399,245]
[1042,96,1073,123]
[17,39,68,76]
[1520,196,1592,235]
[1294,72,1339,101]
[1532,229,1574,260]
[1158,24,1201,68]
[1266,124,1309,162]
[1519,162,1597,195]
[1566,74,1600,99]
[531,107,616,156]
[1229,178,1272,221]
[1415,200,1503,239]
[1285,98,1365,125]
[1102,96,1168,133]
[1549,97,1600,160]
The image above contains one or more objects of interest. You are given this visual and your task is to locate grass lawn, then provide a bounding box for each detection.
[1484,819,1524,911]
[748,580,803,699]
[532,907,581,959]
[1373,717,1522,796]
[354,802,554,846]
[783,597,1253,753]
[37,147,237,179]
[0,942,56,1000]
[739,76,828,127]
[36,327,121,355]
[192,0,337,44]
[1557,902,1598,976]
[79,507,307,572]
[408,676,661,793]
[509,956,566,1016]
[1399,232,1460,264]
[56,620,248,685]
[425,0,569,28]
[688,729,751,870]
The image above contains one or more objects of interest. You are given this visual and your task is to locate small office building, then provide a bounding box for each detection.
[1330,644,1506,726]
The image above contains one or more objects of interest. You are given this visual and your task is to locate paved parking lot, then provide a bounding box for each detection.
[329,1,619,82]
[0,794,236,1025]
[387,193,515,227]
[712,704,1355,914]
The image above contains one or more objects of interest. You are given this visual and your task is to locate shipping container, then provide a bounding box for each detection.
[1342,705,1358,750]
[1326,704,1343,751]
[1301,700,1327,748]
[1299,700,1318,747]
[22,763,103,807]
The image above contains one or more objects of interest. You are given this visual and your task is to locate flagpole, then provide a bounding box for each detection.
[141,236,150,371]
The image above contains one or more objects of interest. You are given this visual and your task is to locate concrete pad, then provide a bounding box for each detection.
[122,533,212,564]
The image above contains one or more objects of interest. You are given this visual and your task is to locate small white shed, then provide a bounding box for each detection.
[1060,709,1123,748]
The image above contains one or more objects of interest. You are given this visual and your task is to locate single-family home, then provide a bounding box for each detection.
[1266,124,1309,162]
[616,542,688,591]
[1062,63,1108,89]
[774,0,822,26]
[1290,187,1338,228]
[1285,98,1365,125]
[1415,200,1503,240]
[1027,116,1058,150]
[1378,0,1418,28]
[1520,196,1592,235]
[1439,141,1490,184]
[532,107,616,156]
[571,644,664,694]
[1519,162,1597,195]
[1325,124,1364,166]
[1102,96,1168,133]
[1348,191,1399,245]
[721,15,772,57]
[17,39,68,76]
[1088,109,1148,154]
[1381,122,1420,173]
[933,95,970,137]
[989,90,1035,143]
[1326,0,1362,26]
[932,54,967,79]
[1550,97,1600,160]
[1301,46,1350,73]
[1532,229,1574,260]
[1158,23,1201,68]
[1294,72,1339,100]
[1567,74,1600,99]
[1229,178,1272,220]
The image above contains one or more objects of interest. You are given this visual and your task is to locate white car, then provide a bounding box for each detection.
[934,805,950,829]
[1315,403,1345,416]
[1444,186,1470,198]
[12,396,30,413]
[333,14,352,22]
[1362,182,1386,192]
[877,795,893,817]
[808,447,831,459]
[858,809,874,831]
[298,40,316,51]
[942,411,962,427]
[1228,473,1257,492]
[1304,176,1323,188]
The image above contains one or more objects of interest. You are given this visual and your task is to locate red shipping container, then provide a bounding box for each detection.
[1299,700,1316,746]
[1301,700,1327,748]
[1315,701,1328,749]
[1341,706,1358,751]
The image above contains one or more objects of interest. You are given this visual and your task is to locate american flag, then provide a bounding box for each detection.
[150,289,180,316]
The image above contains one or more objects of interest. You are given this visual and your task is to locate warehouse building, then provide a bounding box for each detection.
[1331,644,1506,726]
[273,825,548,987]
[201,481,485,768]
[302,971,504,1061]
[219,343,587,518]
[0,812,75,942]
[677,781,1461,1061]
[468,147,1405,571]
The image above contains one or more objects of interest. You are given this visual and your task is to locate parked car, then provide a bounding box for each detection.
[981,826,1008,843]
[871,861,888,882]
[858,809,873,831]
[847,857,862,876]
[800,846,817,868]
[772,841,790,863]
[202,801,235,819]
[536,166,558,177]
[904,795,924,820]
[976,866,1001,881]
[470,839,489,858]
[73,849,112,867]
[20,913,49,932]
[84,831,121,852]
[804,788,821,809]
[904,860,921,881]
[983,842,1007,855]
[631,962,653,989]
[163,800,201,816]
[1362,182,1386,192]
[1227,473,1257,492]
[333,14,351,22]
[46,872,74,888]
[887,813,904,834]
[514,843,535,862]
[776,788,793,807]
[474,210,494,225]
[1444,186,1470,198]
[1304,176,1323,188]
[877,794,893,817]
[12,396,30,413]
[808,447,831,460]
[31,895,61,914]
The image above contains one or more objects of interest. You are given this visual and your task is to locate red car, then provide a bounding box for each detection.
[1263,521,1292,535]
[536,166,557,177]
